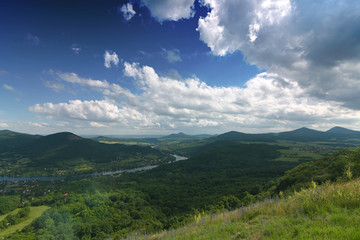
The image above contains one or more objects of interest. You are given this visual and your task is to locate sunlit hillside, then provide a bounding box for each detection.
[137,178,360,240]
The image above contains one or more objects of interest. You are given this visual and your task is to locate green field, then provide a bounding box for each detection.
[0,206,50,238]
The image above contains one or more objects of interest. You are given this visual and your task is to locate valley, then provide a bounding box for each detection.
[0,127,360,239]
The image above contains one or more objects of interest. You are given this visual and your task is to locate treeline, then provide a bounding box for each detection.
[6,190,166,239]
[0,196,21,215]
[0,206,30,230]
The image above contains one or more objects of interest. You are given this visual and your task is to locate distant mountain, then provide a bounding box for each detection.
[0,130,40,152]
[277,127,333,141]
[162,132,191,139]
[213,131,275,142]
[193,134,214,138]
[161,132,211,139]
[26,132,83,150]
[212,127,360,142]
[326,126,360,135]
[0,130,172,176]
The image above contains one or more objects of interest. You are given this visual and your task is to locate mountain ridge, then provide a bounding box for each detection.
[214,126,360,142]
[0,130,172,176]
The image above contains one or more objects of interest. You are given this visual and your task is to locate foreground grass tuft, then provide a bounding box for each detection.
[128,179,360,239]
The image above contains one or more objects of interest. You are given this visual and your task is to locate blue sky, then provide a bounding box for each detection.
[1,0,360,135]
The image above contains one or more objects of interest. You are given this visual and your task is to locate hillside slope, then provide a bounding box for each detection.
[273,148,360,193]
[0,130,40,152]
[213,127,360,142]
[108,142,300,219]
[0,130,172,176]
[141,178,360,240]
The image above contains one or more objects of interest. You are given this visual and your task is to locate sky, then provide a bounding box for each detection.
[1,0,360,135]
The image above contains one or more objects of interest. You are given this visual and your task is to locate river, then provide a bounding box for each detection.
[0,154,188,181]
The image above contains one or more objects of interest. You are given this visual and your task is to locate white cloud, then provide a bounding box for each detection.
[3,84,16,92]
[120,3,136,21]
[197,0,292,56]
[142,0,195,22]
[29,100,145,126]
[28,122,49,128]
[162,48,182,63]
[0,122,9,128]
[30,63,360,133]
[197,0,360,110]
[90,121,107,128]
[71,44,81,54]
[71,47,81,54]
[44,81,65,92]
[104,50,119,68]
[58,72,110,88]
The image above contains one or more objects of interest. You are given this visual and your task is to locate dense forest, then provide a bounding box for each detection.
[1,127,360,239]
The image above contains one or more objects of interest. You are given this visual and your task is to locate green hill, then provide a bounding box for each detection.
[122,146,360,239]
[327,126,360,135]
[0,131,172,176]
[140,178,360,240]
[211,131,275,142]
[277,127,333,141]
[0,130,40,152]
[212,127,360,142]
[273,148,360,194]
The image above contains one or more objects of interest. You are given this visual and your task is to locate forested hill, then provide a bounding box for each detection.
[0,130,172,176]
[0,130,40,152]
[213,126,360,142]
[272,148,360,194]
[128,147,360,239]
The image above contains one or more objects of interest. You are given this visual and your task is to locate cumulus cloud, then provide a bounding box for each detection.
[104,50,119,68]
[142,0,195,22]
[120,3,136,21]
[30,63,360,133]
[0,122,9,128]
[197,0,360,110]
[162,48,182,63]
[28,122,49,128]
[30,99,147,127]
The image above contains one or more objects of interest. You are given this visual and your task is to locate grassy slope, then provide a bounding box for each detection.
[133,178,360,240]
[0,209,21,222]
[273,148,360,194]
[0,206,50,238]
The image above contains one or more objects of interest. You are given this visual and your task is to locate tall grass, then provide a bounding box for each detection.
[125,178,360,239]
